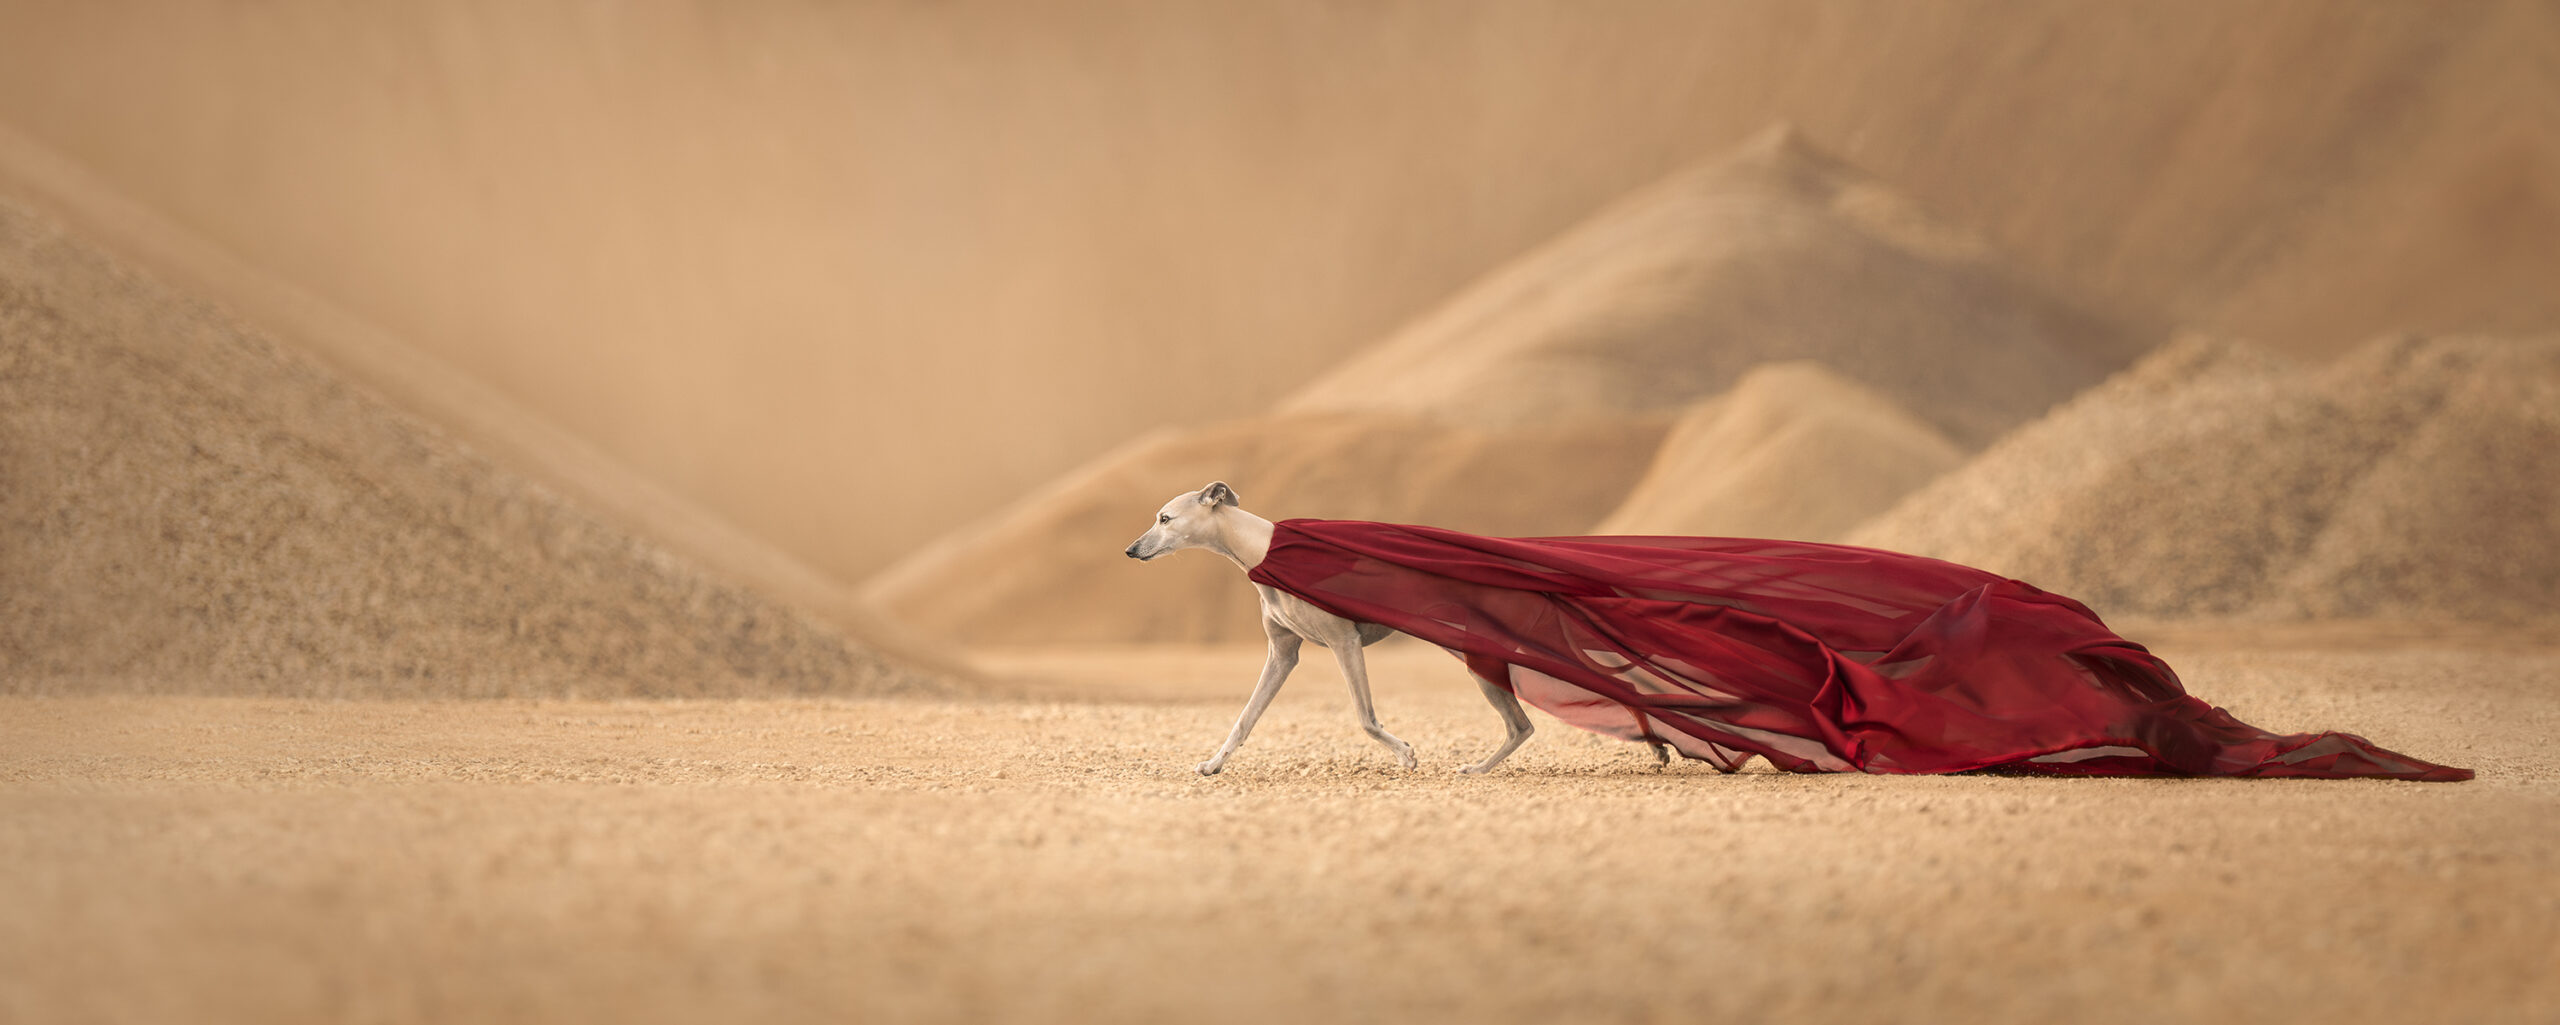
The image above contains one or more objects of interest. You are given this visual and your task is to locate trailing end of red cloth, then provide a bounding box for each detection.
[1248,519,2473,782]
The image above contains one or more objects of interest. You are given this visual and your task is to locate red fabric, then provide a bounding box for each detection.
[1247,519,2471,781]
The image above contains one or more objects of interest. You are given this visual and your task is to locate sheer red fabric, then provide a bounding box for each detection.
[1247,519,2470,781]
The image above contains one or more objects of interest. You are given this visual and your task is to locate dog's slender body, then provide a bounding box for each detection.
[1126,484,2478,784]
[1125,482,1569,776]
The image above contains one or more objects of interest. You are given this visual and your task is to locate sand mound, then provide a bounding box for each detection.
[1280,125,2148,448]
[1850,334,2560,621]
[861,413,1668,645]
[0,197,947,697]
[4,3,2550,588]
[1592,362,1964,541]
[870,128,2146,645]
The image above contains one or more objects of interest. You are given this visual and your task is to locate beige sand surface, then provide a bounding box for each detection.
[5,643,2552,1025]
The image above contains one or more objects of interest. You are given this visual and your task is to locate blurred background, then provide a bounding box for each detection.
[2,0,2555,680]
[8,7,2560,1023]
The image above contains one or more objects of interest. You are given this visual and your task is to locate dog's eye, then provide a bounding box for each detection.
[1158,513,1172,523]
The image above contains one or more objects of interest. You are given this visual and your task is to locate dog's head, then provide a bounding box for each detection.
[1125,481,1239,561]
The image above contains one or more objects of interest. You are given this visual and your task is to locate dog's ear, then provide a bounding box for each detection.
[1199,481,1239,507]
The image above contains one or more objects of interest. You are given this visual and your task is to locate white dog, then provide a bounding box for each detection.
[1125,481,1540,776]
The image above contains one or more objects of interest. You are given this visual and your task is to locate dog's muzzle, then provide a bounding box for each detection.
[1124,541,1145,560]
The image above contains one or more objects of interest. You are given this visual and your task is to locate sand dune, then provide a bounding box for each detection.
[1592,361,1964,541]
[861,413,1669,645]
[1851,334,2560,621]
[2269,341,2560,618]
[1281,125,2144,448]
[1,3,2551,583]
[0,196,949,697]
[868,128,2138,645]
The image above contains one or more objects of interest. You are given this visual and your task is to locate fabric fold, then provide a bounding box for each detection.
[1246,519,2470,781]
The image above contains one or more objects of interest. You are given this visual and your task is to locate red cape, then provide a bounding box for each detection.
[1247,519,2470,781]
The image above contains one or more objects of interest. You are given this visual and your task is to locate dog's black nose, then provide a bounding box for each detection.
[1124,542,1141,559]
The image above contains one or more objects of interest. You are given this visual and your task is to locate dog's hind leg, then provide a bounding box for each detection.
[1330,632,1417,769]
[1458,669,1535,774]
[1198,625,1303,776]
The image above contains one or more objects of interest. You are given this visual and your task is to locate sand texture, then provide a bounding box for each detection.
[1852,334,2560,622]
[3,642,2552,1025]
[0,8,2553,1022]
[0,197,946,698]
[1593,361,1966,541]
[866,129,2137,645]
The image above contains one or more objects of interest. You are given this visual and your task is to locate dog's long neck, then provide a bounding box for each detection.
[1210,508,1276,572]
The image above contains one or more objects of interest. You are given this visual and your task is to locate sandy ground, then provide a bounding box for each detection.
[4,642,2555,1025]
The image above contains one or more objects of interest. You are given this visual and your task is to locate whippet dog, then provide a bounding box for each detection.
[1124,481,1541,776]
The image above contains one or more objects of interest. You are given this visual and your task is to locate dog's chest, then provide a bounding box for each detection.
[1253,583,1351,644]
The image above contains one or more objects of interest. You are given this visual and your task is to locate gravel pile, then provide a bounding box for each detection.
[0,197,947,697]
[1852,334,2560,621]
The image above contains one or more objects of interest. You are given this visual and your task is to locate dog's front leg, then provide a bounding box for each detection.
[1332,634,1418,769]
[1198,626,1302,776]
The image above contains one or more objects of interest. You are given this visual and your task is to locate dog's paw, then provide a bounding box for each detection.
[1456,762,1493,775]
[1195,760,1224,776]
[1395,746,1419,770]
